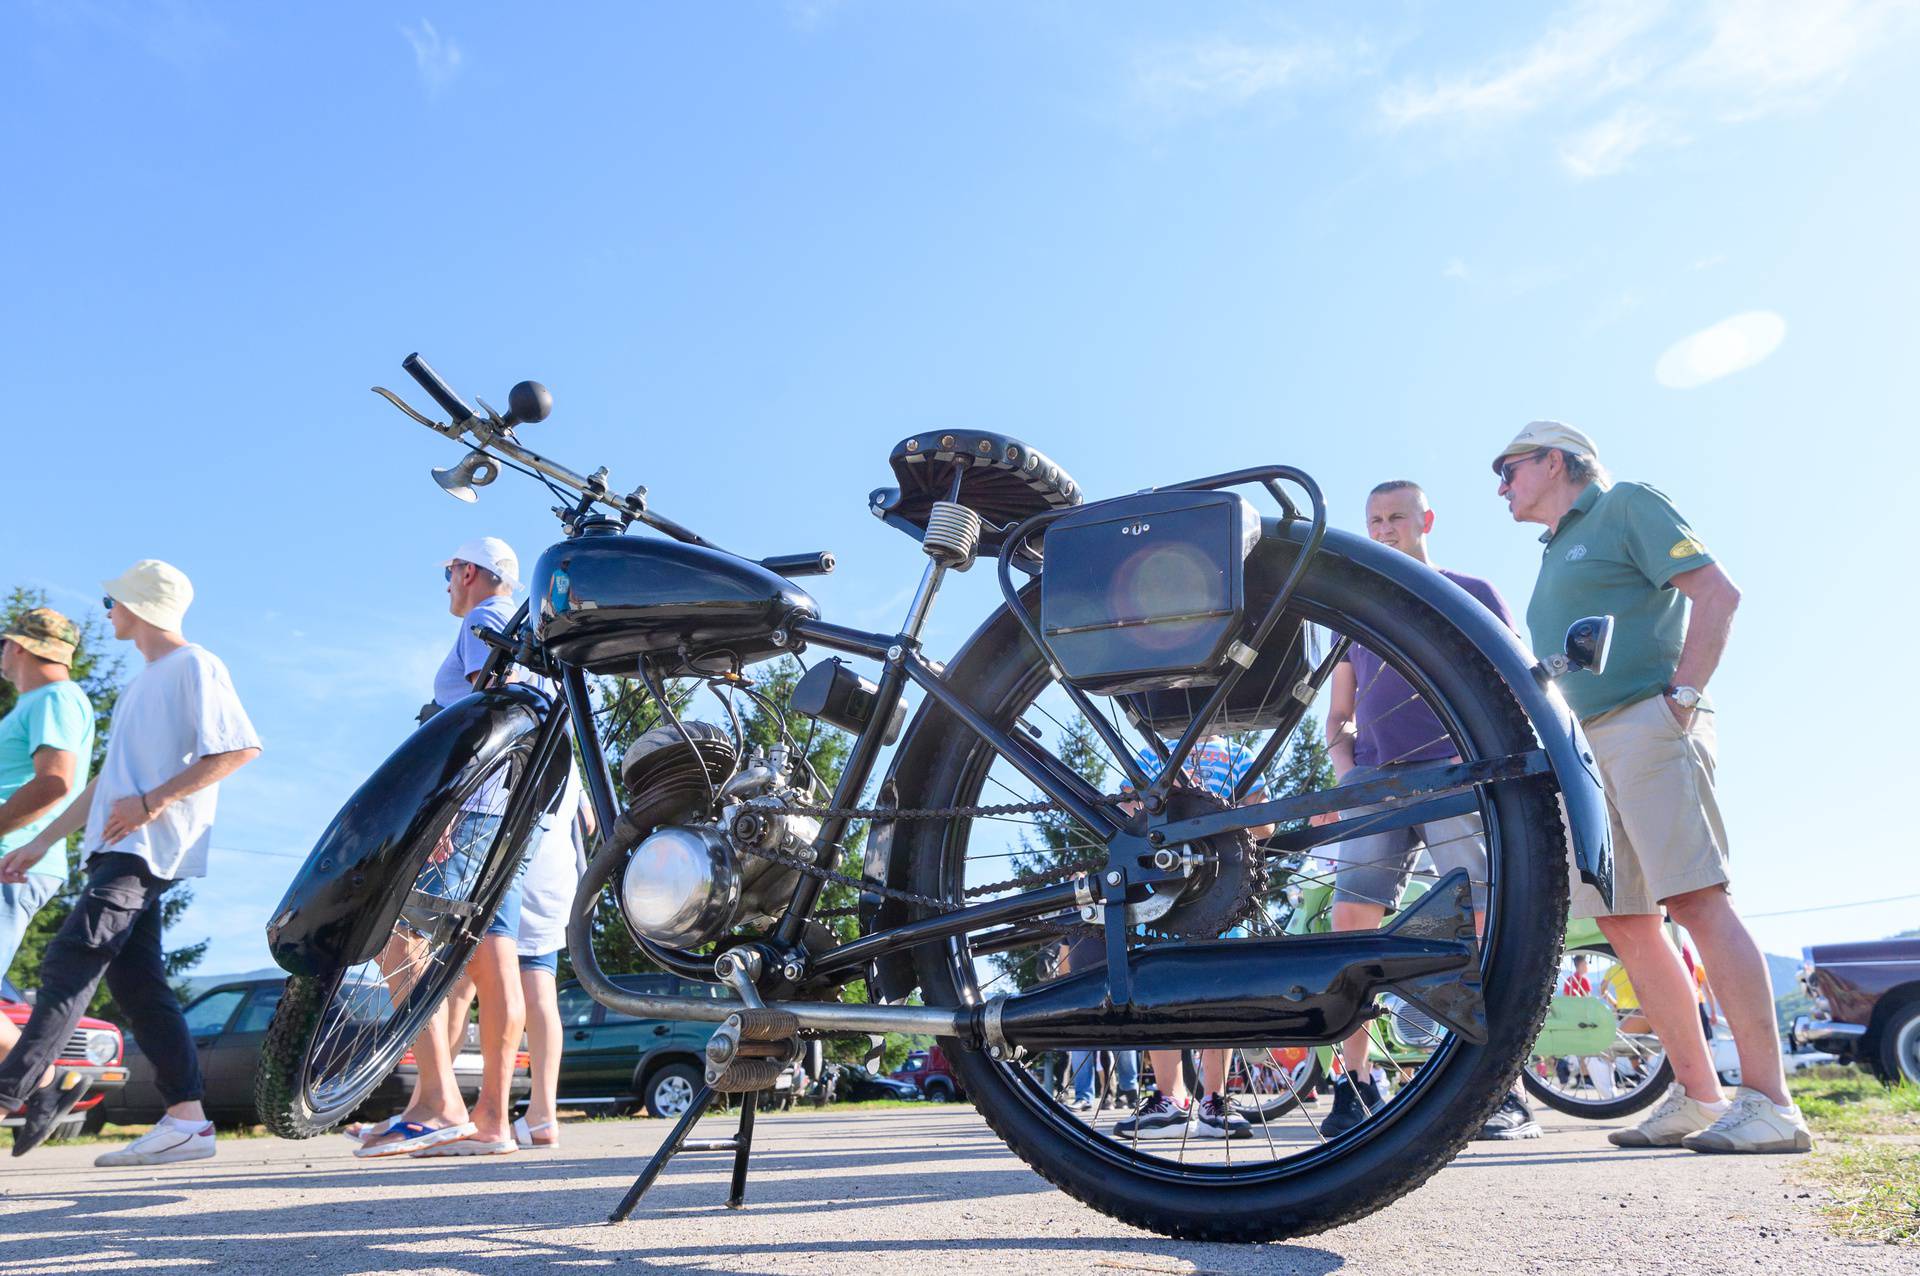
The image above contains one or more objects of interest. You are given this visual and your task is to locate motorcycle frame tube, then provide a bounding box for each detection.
[553,529,1609,1014]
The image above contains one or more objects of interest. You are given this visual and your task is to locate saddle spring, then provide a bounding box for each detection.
[922,499,982,571]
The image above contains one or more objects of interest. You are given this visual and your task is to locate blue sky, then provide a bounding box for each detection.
[4,1,1915,974]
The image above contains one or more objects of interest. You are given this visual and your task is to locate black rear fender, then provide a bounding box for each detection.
[265,684,560,977]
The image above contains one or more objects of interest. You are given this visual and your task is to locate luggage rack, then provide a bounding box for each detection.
[994,464,1328,806]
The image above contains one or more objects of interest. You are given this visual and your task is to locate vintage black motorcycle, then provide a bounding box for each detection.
[257,354,1614,1242]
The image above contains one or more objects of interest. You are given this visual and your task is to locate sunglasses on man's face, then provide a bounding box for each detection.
[102,596,116,612]
[443,563,468,583]
[1499,452,1546,486]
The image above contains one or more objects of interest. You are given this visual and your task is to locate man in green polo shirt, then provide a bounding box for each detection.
[1495,421,1809,1155]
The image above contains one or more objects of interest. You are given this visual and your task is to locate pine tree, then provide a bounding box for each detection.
[992,713,1110,992]
[2,586,205,1010]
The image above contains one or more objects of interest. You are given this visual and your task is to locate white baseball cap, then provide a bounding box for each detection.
[101,559,194,633]
[446,537,521,592]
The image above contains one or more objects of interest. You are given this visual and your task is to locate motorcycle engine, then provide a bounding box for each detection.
[616,723,821,949]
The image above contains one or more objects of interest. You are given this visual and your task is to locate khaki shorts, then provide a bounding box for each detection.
[1569,693,1729,920]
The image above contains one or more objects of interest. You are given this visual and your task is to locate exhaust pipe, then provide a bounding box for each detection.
[975,869,1485,1051]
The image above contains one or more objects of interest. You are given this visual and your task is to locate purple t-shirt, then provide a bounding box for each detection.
[1341,568,1515,768]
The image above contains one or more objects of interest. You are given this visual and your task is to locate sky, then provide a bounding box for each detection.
[3,1,1916,976]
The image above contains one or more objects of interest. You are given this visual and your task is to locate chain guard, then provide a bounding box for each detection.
[1143,789,1265,940]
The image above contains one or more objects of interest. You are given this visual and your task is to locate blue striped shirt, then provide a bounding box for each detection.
[1129,738,1265,802]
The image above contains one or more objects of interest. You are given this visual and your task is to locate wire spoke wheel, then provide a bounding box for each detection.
[894,546,1569,1241]
[257,738,540,1136]
[1519,941,1673,1120]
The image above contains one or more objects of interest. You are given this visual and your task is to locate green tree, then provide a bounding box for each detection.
[2,586,207,1009]
[993,713,1110,993]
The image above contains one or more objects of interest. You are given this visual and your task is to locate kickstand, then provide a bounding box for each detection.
[607,1087,761,1223]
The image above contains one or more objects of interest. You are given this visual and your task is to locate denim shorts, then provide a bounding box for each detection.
[0,874,60,976]
[518,949,560,975]
[415,812,525,941]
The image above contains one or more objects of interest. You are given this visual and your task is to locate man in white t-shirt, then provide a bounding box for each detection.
[0,561,260,1162]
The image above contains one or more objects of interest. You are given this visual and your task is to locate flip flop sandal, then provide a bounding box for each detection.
[353,1120,475,1158]
[512,1116,558,1149]
[344,1114,402,1143]
[409,1133,517,1157]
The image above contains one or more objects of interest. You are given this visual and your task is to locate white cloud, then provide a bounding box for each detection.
[1136,37,1353,110]
[1380,0,1665,126]
[1559,103,1673,176]
[1654,310,1786,388]
[1378,0,1918,177]
[401,19,463,94]
[1442,257,1471,281]
[1679,0,1917,119]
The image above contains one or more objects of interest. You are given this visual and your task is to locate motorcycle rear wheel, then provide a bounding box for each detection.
[902,548,1569,1241]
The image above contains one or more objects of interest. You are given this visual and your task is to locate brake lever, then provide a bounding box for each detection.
[372,386,458,436]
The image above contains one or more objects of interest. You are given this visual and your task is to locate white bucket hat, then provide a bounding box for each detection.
[446,537,521,592]
[102,560,194,633]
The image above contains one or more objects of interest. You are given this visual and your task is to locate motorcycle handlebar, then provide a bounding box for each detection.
[403,352,477,424]
[760,552,836,578]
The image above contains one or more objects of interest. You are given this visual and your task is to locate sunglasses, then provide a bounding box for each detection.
[102,595,116,612]
[443,562,469,582]
[1499,451,1546,486]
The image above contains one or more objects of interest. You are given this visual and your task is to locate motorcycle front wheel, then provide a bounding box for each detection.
[256,738,541,1137]
[902,547,1570,1241]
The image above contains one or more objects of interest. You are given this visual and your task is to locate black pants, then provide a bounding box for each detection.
[0,852,202,1109]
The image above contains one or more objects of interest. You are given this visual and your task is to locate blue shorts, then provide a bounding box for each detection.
[518,950,560,975]
[0,874,60,976]
[416,812,525,941]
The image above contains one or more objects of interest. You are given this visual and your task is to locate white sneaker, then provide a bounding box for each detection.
[95,1120,217,1167]
[1681,1087,1813,1154]
[1607,1083,1726,1148]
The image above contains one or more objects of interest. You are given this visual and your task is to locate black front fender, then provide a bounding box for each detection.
[265,684,556,978]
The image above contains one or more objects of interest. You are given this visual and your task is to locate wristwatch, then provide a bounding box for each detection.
[1665,685,1702,710]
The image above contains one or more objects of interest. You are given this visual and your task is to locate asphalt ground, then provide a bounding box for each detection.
[0,1105,1900,1275]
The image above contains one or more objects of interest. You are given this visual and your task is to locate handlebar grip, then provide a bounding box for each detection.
[402,353,477,424]
[760,552,836,578]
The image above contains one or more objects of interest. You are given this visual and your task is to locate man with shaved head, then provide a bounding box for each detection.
[1315,481,1538,1140]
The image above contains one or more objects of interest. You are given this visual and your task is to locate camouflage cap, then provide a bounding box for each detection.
[1,607,79,667]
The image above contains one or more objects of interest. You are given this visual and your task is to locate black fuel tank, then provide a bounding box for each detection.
[531,533,817,676]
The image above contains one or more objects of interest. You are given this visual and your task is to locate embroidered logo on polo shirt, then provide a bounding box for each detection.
[1565,545,1587,561]
[1668,537,1706,559]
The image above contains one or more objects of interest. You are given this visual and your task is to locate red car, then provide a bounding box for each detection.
[1,983,129,1141]
[889,1046,965,1102]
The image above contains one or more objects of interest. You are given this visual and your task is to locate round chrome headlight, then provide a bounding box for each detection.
[85,1030,119,1065]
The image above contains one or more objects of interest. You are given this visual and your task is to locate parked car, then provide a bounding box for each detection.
[1792,936,1920,1085]
[91,975,529,1128]
[825,1062,921,1103]
[1,977,128,1141]
[554,973,790,1118]
[889,1046,965,1101]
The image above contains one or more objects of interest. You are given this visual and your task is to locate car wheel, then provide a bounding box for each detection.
[1880,1001,1920,1086]
[644,1063,702,1120]
[924,1081,953,1103]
